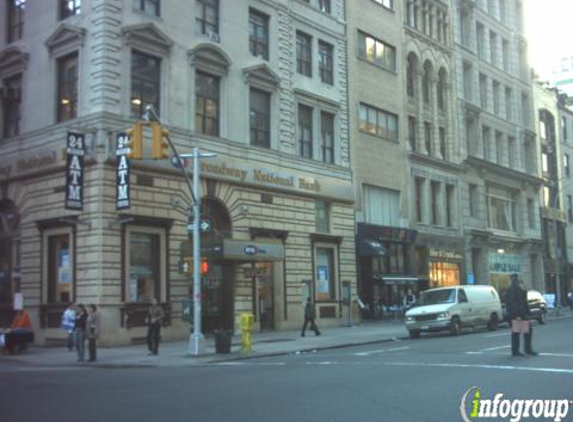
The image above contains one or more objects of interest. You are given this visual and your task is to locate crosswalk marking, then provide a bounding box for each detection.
[354,346,410,357]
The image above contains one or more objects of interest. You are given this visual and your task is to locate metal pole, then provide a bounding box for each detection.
[190,146,204,355]
[553,187,561,309]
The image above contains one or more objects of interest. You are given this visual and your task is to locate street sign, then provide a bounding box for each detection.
[200,217,211,233]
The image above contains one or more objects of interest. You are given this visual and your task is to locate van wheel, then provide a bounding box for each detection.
[409,329,420,339]
[538,311,546,325]
[487,313,499,331]
[450,317,461,336]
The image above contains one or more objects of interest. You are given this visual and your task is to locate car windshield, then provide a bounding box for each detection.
[419,289,456,305]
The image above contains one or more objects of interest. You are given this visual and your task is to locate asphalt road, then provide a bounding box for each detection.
[1,318,572,422]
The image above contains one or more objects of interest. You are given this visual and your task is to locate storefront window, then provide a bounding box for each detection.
[44,229,74,304]
[429,261,460,288]
[128,232,160,302]
[315,247,336,301]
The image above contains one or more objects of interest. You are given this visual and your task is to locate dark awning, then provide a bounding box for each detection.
[357,238,387,256]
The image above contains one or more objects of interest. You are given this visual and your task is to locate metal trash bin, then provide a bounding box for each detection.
[214,329,232,354]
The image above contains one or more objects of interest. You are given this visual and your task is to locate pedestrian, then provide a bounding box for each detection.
[301,297,320,337]
[60,302,76,352]
[74,304,88,362]
[505,274,537,356]
[146,298,164,355]
[403,288,416,310]
[87,304,101,362]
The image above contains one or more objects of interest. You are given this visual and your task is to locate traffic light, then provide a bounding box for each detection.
[126,122,143,160]
[200,257,210,275]
[151,122,169,159]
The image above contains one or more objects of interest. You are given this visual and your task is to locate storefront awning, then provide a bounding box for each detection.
[357,238,387,256]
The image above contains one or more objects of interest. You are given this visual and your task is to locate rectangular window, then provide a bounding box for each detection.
[528,198,536,228]
[489,31,497,66]
[196,0,218,36]
[46,231,73,304]
[495,131,503,165]
[424,121,432,155]
[358,103,398,141]
[463,62,473,101]
[57,52,78,122]
[431,181,440,225]
[469,184,478,218]
[250,88,271,148]
[568,195,573,223]
[249,9,269,60]
[446,185,455,227]
[505,87,512,121]
[131,51,160,119]
[320,111,334,164]
[415,177,425,223]
[373,0,393,8]
[127,231,161,302]
[296,31,312,76]
[363,184,401,226]
[298,104,313,158]
[565,154,570,177]
[358,32,396,72]
[318,41,334,85]
[7,0,25,43]
[482,126,490,160]
[521,92,530,126]
[492,80,500,115]
[315,201,330,232]
[315,247,336,301]
[479,73,488,109]
[460,8,470,47]
[439,127,446,159]
[2,74,22,138]
[476,23,485,58]
[195,72,219,136]
[408,116,417,151]
[487,187,516,232]
[318,0,331,13]
[134,0,160,16]
[60,0,81,19]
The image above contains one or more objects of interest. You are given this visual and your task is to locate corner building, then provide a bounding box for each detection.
[0,0,356,345]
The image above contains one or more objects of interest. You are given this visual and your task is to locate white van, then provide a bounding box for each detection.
[405,285,502,338]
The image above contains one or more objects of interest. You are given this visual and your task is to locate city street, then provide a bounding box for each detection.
[1,318,572,422]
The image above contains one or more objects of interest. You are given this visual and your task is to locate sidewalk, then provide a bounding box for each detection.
[2,309,571,369]
[1,320,407,368]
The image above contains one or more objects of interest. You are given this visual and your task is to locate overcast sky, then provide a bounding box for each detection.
[524,0,573,79]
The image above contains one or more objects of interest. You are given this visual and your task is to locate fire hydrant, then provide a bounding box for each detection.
[239,312,254,352]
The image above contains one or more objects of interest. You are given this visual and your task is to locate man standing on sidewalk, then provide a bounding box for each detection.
[146,298,164,355]
[301,297,320,337]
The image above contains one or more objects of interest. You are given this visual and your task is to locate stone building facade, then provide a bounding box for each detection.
[0,0,356,346]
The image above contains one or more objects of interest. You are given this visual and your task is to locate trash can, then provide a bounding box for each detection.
[214,329,232,354]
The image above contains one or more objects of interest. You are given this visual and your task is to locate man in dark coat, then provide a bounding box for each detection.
[505,273,537,356]
[301,297,320,337]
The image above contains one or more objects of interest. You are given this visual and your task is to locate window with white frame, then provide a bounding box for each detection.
[195,72,219,136]
[363,184,401,227]
[318,41,334,85]
[196,0,218,36]
[250,88,271,148]
[358,103,398,141]
[358,32,396,72]
[296,31,312,77]
[57,52,79,123]
[249,9,269,60]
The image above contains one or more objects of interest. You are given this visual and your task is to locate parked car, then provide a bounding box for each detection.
[405,285,502,339]
[501,290,548,324]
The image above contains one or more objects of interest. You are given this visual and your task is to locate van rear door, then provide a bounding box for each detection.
[457,289,475,327]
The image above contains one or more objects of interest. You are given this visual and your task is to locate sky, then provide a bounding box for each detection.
[524,0,573,79]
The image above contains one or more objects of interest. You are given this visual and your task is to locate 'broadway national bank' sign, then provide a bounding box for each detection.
[197,159,353,202]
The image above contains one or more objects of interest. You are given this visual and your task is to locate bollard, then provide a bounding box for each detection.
[239,312,254,352]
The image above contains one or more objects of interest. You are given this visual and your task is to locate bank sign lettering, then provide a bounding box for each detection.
[115,132,130,210]
[65,132,85,210]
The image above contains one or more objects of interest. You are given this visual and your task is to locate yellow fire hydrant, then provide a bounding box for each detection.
[239,312,254,352]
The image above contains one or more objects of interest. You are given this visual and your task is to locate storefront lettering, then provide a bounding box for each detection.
[116,133,131,210]
[65,132,85,210]
[254,170,294,187]
[201,162,247,182]
[299,178,321,192]
[17,152,57,173]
